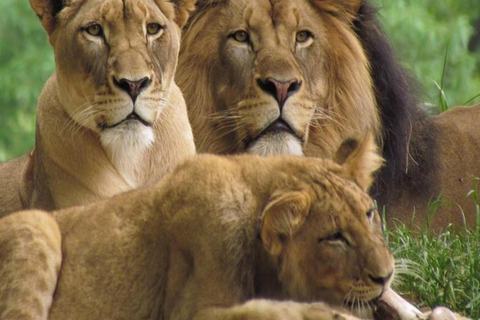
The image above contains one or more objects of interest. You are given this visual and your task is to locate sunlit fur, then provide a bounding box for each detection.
[0,0,195,215]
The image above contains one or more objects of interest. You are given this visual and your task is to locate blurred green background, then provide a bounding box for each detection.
[0,0,479,162]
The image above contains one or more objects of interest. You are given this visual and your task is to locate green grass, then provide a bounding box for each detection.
[386,181,480,318]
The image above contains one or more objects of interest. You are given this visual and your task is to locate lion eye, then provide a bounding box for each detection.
[85,23,103,37]
[296,30,313,43]
[147,23,163,35]
[230,30,250,43]
[319,232,349,245]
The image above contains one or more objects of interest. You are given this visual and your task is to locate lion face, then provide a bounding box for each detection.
[178,0,379,159]
[50,0,181,154]
[260,134,392,317]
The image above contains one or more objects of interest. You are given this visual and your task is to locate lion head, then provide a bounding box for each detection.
[30,0,195,164]
[177,0,379,159]
[258,134,393,317]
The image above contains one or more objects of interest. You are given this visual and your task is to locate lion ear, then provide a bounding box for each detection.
[170,0,198,27]
[171,0,225,27]
[260,191,311,257]
[311,0,362,19]
[334,133,384,191]
[29,0,66,35]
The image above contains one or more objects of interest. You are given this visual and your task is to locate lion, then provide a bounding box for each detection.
[176,0,480,230]
[0,134,395,320]
[0,0,197,216]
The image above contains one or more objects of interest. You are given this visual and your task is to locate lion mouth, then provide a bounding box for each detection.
[99,112,151,130]
[246,119,297,146]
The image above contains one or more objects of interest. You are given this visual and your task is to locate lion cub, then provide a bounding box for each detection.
[0,134,392,320]
[0,0,196,215]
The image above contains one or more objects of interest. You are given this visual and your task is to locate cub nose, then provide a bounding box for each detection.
[257,77,301,108]
[369,271,394,286]
[113,76,151,103]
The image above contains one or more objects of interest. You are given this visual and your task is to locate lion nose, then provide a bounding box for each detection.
[114,76,152,103]
[257,77,301,108]
[369,271,393,286]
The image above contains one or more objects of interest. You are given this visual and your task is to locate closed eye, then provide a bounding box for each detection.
[318,232,349,245]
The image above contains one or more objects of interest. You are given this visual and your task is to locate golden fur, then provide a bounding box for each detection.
[0,0,195,215]
[177,0,480,230]
[0,135,392,320]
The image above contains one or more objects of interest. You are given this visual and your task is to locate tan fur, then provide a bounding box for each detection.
[0,0,195,215]
[177,0,379,159]
[0,136,391,320]
[389,105,480,230]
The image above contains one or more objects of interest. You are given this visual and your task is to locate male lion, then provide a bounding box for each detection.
[0,0,196,216]
[0,135,393,320]
[177,0,480,230]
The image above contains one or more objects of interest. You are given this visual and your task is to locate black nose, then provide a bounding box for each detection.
[369,271,393,286]
[257,77,301,108]
[113,76,151,102]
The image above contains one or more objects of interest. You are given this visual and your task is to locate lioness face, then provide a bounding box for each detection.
[179,0,378,158]
[51,0,181,152]
[281,179,393,316]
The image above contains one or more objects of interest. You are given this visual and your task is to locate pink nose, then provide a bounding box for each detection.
[257,77,301,108]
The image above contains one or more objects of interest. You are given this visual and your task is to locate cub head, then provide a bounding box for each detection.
[29,0,196,156]
[178,0,379,158]
[260,134,392,317]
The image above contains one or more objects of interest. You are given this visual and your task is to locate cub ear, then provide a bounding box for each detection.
[29,0,65,35]
[311,0,362,19]
[260,191,311,257]
[334,132,384,192]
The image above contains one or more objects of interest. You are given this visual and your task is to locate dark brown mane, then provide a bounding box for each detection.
[354,1,439,210]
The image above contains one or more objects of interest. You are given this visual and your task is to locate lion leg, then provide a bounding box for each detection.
[192,300,361,320]
[0,210,62,320]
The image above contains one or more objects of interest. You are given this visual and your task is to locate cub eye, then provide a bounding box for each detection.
[318,232,349,245]
[147,23,163,35]
[85,23,103,37]
[296,30,313,43]
[230,30,250,43]
[366,208,376,225]
[366,209,375,220]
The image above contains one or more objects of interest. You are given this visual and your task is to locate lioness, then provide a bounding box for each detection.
[0,135,391,320]
[0,0,196,215]
[177,0,480,230]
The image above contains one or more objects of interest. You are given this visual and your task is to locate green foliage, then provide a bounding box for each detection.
[0,0,54,162]
[373,0,480,110]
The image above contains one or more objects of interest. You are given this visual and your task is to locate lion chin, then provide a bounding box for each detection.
[247,132,304,156]
[100,121,154,186]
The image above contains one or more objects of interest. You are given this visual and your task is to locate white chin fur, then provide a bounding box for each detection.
[100,123,154,187]
[247,132,304,156]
